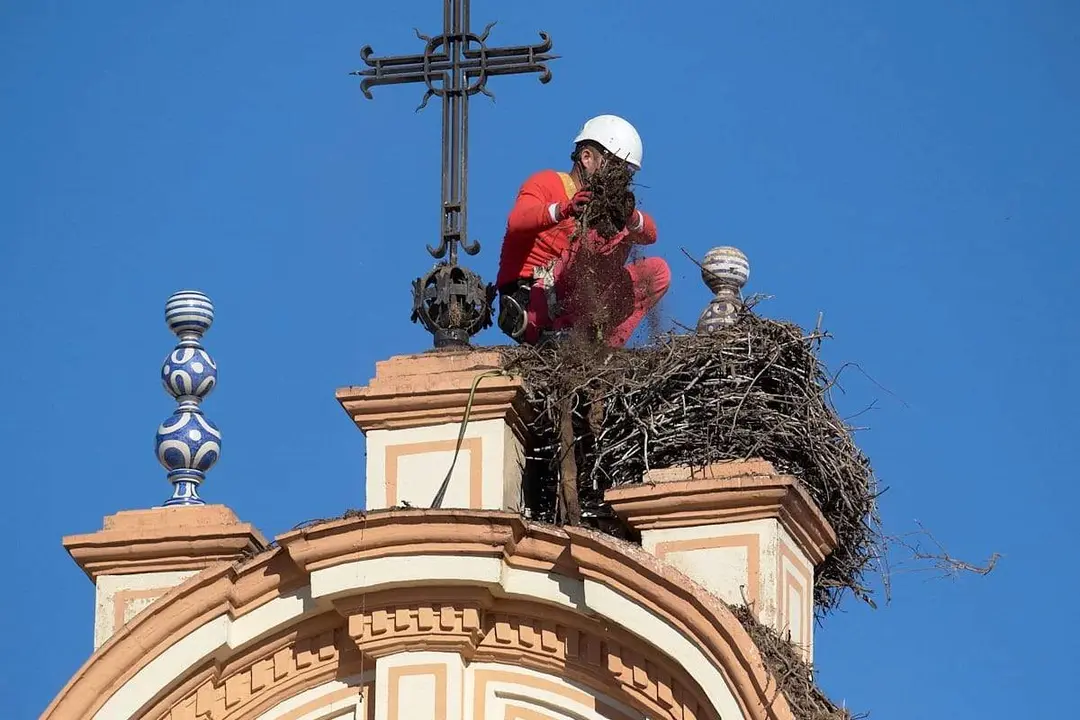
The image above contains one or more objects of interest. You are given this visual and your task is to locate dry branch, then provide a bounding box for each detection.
[731,604,865,720]
[885,520,1000,584]
[500,302,882,613]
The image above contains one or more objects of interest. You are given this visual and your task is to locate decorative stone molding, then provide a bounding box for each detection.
[63,504,267,648]
[474,609,709,720]
[158,615,366,720]
[335,351,529,512]
[64,505,267,578]
[336,351,527,434]
[255,677,373,720]
[471,667,641,720]
[155,599,708,720]
[43,511,799,720]
[605,460,837,659]
[333,587,712,720]
[378,652,460,720]
[605,460,836,563]
[344,597,486,659]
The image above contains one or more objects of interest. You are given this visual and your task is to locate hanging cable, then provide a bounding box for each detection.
[429,369,508,509]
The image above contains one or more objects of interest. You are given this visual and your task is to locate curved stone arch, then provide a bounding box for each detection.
[467,662,647,720]
[42,511,796,720]
[252,674,372,720]
[141,596,712,720]
[145,612,369,720]
[245,661,643,720]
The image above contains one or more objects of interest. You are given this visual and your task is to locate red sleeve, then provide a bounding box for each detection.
[629,210,658,245]
[506,171,561,237]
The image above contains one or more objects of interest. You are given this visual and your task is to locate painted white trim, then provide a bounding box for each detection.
[582,580,742,719]
[297,702,357,720]
[230,586,318,650]
[92,557,744,720]
[466,662,642,720]
[93,589,323,720]
[256,673,370,720]
[375,651,464,720]
[93,615,229,720]
[311,555,503,600]
[499,564,587,609]
[548,202,560,223]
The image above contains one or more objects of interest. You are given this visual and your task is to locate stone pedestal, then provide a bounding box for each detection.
[605,460,837,659]
[336,351,528,512]
[63,504,266,648]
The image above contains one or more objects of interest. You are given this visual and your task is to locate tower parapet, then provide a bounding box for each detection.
[63,290,264,648]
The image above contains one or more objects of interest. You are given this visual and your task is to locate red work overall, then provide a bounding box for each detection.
[496,170,671,346]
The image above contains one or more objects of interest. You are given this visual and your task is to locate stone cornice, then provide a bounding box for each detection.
[147,595,716,720]
[155,613,365,720]
[62,505,268,580]
[604,460,838,566]
[43,510,797,720]
[334,350,530,437]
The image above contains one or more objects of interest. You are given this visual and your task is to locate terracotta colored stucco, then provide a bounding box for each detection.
[605,460,837,564]
[43,510,797,720]
[335,351,529,436]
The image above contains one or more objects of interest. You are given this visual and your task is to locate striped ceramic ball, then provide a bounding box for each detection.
[701,247,750,293]
[165,290,214,338]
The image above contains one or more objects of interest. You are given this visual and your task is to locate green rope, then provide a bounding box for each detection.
[429,369,508,509]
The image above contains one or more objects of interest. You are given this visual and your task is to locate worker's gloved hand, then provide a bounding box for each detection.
[556,190,592,221]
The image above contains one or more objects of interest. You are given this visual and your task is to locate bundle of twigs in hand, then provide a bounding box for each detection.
[500,302,881,613]
[731,604,864,720]
[579,158,636,240]
[559,158,642,346]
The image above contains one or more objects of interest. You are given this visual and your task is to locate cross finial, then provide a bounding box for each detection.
[353,0,558,348]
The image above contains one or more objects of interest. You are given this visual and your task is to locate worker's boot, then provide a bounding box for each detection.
[496,291,528,343]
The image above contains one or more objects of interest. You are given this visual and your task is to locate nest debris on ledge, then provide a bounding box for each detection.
[499,302,881,614]
[731,604,863,720]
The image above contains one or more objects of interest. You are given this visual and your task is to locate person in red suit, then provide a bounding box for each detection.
[496,115,671,346]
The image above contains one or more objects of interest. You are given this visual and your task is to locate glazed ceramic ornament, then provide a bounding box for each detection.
[697,247,750,333]
[155,290,221,506]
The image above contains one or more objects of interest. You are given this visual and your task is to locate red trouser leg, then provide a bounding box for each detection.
[524,240,670,347]
[605,256,672,347]
[523,251,573,344]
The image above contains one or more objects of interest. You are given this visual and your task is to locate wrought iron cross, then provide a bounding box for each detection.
[351,0,558,348]
[352,0,557,265]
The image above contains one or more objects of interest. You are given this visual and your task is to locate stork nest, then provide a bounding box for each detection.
[732,604,864,720]
[500,303,881,613]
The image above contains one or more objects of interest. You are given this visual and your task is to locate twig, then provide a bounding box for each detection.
[887,520,1001,579]
[500,303,884,613]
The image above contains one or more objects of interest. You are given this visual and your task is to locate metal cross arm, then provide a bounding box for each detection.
[350,0,558,264]
[355,31,556,103]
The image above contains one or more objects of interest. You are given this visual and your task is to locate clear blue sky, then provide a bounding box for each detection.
[2,1,1077,717]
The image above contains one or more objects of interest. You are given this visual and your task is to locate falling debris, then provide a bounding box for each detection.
[501,301,882,613]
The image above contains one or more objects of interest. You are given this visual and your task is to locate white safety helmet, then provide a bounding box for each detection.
[573,114,643,171]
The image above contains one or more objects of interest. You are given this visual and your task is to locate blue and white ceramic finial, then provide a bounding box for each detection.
[697,247,750,332]
[155,291,221,506]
